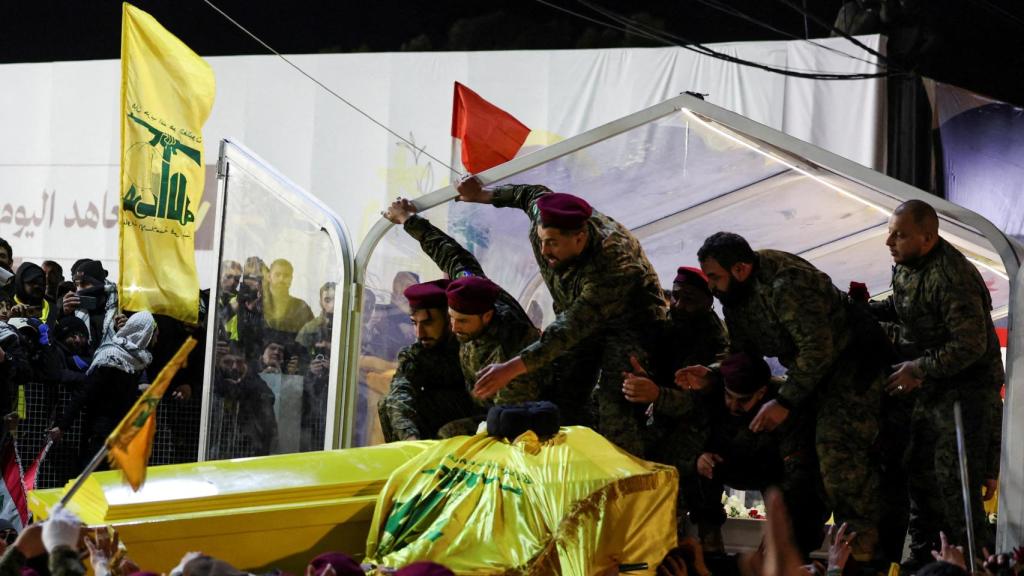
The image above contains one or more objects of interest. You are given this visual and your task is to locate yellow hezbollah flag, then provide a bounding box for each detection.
[366,427,677,575]
[106,337,197,490]
[119,3,215,324]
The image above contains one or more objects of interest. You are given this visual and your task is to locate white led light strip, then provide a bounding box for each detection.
[681,109,1009,281]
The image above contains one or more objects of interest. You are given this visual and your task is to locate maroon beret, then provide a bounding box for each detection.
[396,563,455,576]
[719,352,771,395]
[308,552,364,576]
[446,276,500,315]
[674,266,711,296]
[848,281,869,303]
[404,279,451,311]
[536,193,593,229]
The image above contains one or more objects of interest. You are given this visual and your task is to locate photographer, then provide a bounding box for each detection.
[61,260,122,349]
[11,263,57,326]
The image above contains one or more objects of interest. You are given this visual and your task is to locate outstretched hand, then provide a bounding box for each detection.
[622,355,659,404]
[473,357,527,400]
[931,531,966,569]
[675,365,712,391]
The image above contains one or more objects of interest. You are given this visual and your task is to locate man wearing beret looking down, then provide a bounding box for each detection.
[377,278,479,442]
[454,178,666,456]
[681,352,826,558]
[383,198,543,414]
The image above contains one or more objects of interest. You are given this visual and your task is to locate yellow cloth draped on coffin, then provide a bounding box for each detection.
[365,426,677,575]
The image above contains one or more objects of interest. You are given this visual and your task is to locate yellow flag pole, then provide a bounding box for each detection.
[57,337,197,507]
[58,446,109,507]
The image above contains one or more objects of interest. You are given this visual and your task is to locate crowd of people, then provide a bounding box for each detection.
[376,177,1008,574]
[0,245,205,488]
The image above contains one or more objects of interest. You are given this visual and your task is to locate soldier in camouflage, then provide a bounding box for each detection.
[455,178,667,456]
[681,231,884,561]
[870,199,1003,565]
[376,279,480,442]
[384,199,542,409]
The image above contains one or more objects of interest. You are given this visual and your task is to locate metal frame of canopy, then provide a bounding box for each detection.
[200,139,355,457]
[347,93,1024,550]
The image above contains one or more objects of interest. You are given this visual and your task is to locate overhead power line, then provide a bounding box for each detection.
[201,0,462,175]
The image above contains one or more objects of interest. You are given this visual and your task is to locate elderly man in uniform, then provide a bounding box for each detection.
[681,231,885,563]
[377,280,479,441]
[382,199,541,417]
[455,178,666,456]
[870,199,1003,566]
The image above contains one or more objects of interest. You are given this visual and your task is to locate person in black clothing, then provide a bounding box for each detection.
[681,352,828,559]
[48,311,157,468]
[11,263,58,327]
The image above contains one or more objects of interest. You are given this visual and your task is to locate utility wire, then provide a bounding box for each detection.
[772,0,891,64]
[201,0,462,175]
[688,0,895,72]
[548,0,895,80]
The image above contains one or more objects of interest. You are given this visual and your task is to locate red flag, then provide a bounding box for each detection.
[0,438,28,527]
[23,440,51,493]
[451,82,530,173]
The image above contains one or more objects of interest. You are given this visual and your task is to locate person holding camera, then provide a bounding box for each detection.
[10,262,57,327]
[61,259,124,350]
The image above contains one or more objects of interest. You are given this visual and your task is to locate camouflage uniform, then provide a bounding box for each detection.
[403,215,542,406]
[682,382,827,557]
[871,238,1003,559]
[377,334,480,441]
[722,249,883,558]
[492,184,668,456]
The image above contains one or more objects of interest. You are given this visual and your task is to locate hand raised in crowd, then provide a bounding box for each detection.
[382,198,418,225]
[455,176,494,204]
[114,314,128,332]
[675,365,712,392]
[172,384,192,401]
[931,531,967,569]
[85,525,122,576]
[47,427,62,443]
[622,355,659,404]
[286,355,300,376]
[13,523,45,558]
[9,304,39,318]
[62,292,80,315]
[826,523,856,574]
[749,399,789,433]
[981,547,1013,576]
[761,489,806,576]
[886,361,924,396]
[696,452,723,479]
[310,355,330,378]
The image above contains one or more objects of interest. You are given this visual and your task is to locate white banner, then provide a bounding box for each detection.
[0,36,884,286]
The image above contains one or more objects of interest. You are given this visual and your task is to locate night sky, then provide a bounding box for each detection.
[3,0,1023,105]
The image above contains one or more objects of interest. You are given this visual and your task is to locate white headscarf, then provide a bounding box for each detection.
[88,311,155,375]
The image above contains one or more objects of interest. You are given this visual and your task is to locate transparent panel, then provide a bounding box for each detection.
[206,155,344,459]
[357,104,1013,449]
